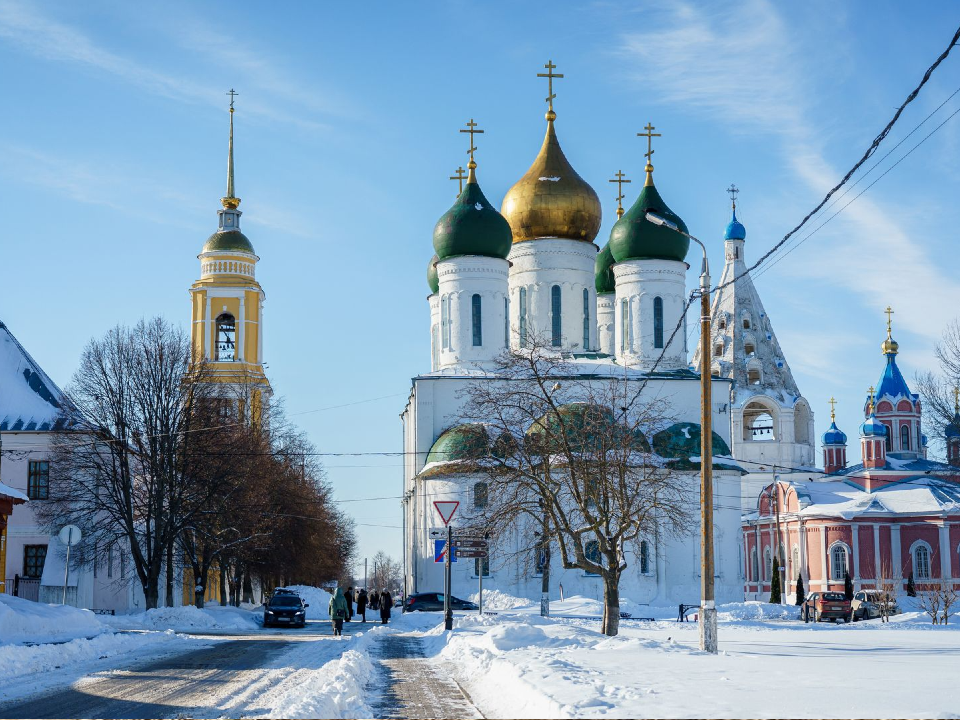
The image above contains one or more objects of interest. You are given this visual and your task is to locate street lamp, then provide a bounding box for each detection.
[645,211,718,654]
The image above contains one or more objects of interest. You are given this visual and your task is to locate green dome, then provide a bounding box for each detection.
[433,178,512,261]
[652,422,730,459]
[526,402,649,454]
[427,254,439,294]
[609,180,689,263]
[595,243,616,294]
[203,230,255,254]
[425,423,490,465]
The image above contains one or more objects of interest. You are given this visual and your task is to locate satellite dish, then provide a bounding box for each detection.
[58,525,82,546]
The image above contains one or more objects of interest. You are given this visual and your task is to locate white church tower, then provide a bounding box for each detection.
[692,186,815,509]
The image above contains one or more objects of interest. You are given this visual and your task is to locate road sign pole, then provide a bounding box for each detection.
[444,525,453,630]
[62,529,72,605]
[478,566,483,615]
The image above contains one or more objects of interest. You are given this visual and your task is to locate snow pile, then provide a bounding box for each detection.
[0,595,104,644]
[468,589,528,611]
[278,586,332,620]
[717,601,800,623]
[105,605,258,632]
[267,646,375,718]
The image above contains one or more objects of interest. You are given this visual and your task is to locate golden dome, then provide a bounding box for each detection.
[501,114,602,244]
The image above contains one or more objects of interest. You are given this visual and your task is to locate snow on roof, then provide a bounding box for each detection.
[791,476,960,519]
[0,482,28,503]
[0,320,73,432]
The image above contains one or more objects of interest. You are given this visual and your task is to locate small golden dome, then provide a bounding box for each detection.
[501,116,601,244]
[881,335,899,355]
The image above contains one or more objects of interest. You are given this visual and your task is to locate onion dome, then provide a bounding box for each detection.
[203,230,254,254]
[425,423,490,465]
[526,402,649,454]
[500,113,601,244]
[860,414,886,438]
[609,170,689,263]
[433,168,512,261]
[724,207,746,241]
[652,422,731,458]
[427,254,439,294]
[822,422,847,446]
[595,243,616,294]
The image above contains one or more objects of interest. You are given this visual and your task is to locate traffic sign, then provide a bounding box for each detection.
[434,539,458,563]
[456,549,488,559]
[429,528,447,539]
[455,539,488,549]
[433,501,459,526]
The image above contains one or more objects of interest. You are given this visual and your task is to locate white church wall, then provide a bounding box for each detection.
[436,256,509,370]
[597,293,615,355]
[613,259,688,371]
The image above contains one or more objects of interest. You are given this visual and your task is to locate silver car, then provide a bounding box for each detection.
[852,590,899,621]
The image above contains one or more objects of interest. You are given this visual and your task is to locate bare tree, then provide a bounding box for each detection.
[39,318,217,609]
[875,562,902,623]
[458,335,694,636]
[916,320,960,455]
[370,551,402,593]
[917,580,959,625]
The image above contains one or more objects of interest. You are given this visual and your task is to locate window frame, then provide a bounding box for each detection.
[23,544,47,578]
[473,481,488,509]
[914,543,931,580]
[519,287,528,346]
[584,540,601,575]
[639,539,650,575]
[653,296,664,349]
[215,313,236,361]
[474,556,490,578]
[582,288,590,350]
[830,543,848,581]
[471,293,482,347]
[27,460,49,500]
[900,424,910,451]
[551,285,562,347]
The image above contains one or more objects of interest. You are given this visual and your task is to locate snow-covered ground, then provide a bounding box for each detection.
[0,594,104,644]
[103,604,261,632]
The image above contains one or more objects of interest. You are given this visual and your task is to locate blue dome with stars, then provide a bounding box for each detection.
[822,421,847,446]
[724,208,746,241]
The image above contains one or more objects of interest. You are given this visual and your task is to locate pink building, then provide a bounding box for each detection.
[743,318,960,601]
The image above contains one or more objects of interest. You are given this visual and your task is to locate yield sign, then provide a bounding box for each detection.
[433,500,459,526]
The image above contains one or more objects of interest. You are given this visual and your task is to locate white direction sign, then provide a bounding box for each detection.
[58,525,82,546]
[433,500,459,526]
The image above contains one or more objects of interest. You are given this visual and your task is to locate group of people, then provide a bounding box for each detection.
[328,586,394,637]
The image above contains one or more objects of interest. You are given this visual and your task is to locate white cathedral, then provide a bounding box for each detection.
[401,72,814,606]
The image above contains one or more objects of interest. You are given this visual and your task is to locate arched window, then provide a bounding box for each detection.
[639,540,650,574]
[793,546,800,578]
[585,540,601,575]
[743,317,752,330]
[744,341,756,356]
[472,294,482,347]
[914,544,930,580]
[582,288,590,350]
[747,368,762,385]
[473,481,488,509]
[620,299,629,353]
[440,296,449,349]
[504,297,509,347]
[751,547,759,581]
[884,423,892,451]
[763,547,772,580]
[830,544,848,581]
[519,288,528,346]
[551,285,562,347]
[714,342,723,357]
[215,313,236,361]
[653,296,664,349]
[900,424,910,451]
[743,401,776,441]
[718,316,726,331]
[431,325,439,370]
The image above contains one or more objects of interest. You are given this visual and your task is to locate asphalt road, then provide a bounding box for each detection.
[0,621,342,719]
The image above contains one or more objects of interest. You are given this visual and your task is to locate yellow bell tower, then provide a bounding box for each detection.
[189,90,270,420]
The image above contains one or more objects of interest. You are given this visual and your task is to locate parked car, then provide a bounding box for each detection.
[802,591,852,623]
[263,593,309,627]
[403,592,479,612]
[851,590,900,621]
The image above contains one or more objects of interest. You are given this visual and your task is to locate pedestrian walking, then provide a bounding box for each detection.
[329,587,348,638]
[370,590,379,613]
[379,589,392,625]
[357,588,368,623]
[345,586,354,621]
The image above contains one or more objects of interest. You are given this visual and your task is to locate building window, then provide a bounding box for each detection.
[914,544,931,580]
[474,556,490,577]
[751,547,759,581]
[793,546,800,578]
[763,547,772,580]
[639,540,650,574]
[473,482,488,509]
[830,544,848,581]
[472,294,482,347]
[504,297,509,347]
[747,368,761,385]
[718,316,726,331]
[582,288,590,350]
[653,296,664,349]
[23,544,47,578]
[743,317,751,330]
[714,342,723,357]
[27,460,49,500]
[620,299,628,353]
[215,313,236,361]
[107,545,114,578]
[519,288,528,346]
[585,540,601,575]
[551,285,562,347]
[884,424,892,451]
[900,424,910,451]
[441,296,449,349]
[431,325,439,369]
[744,342,756,356]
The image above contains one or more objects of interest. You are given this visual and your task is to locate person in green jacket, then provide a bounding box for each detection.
[329,587,348,638]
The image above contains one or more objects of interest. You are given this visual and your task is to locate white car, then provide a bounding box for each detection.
[851,590,899,621]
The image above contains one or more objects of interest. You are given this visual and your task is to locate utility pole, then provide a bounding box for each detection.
[364,557,367,589]
[772,473,785,604]
[444,524,453,630]
[539,498,550,617]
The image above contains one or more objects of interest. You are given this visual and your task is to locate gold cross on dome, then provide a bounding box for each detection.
[884,306,894,334]
[867,386,876,413]
[828,396,837,422]
[727,183,739,209]
[449,166,467,196]
[537,60,564,112]
[227,88,239,111]
[637,123,661,163]
[953,385,959,414]
[609,170,631,218]
[460,119,484,166]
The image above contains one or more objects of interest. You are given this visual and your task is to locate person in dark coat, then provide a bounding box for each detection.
[379,590,392,624]
[356,588,368,623]
[369,590,379,613]
[345,587,354,621]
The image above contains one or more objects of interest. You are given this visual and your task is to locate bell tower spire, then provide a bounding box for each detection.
[223,89,240,209]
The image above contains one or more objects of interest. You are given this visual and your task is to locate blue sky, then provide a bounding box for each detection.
[2,0,959,570]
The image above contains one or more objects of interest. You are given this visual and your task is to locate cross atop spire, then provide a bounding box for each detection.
[537,60,564,119]
[867,386,876,414]
[727,183,739,210]
[885,306,894,335]
[227,88,239,110]
[954,386,959,415]
[637,123,661,185]
[449,166,467,197]
[460,119,484,177]
[222,89,240,210]
[609,170,631,219]
[828,396,837,422]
